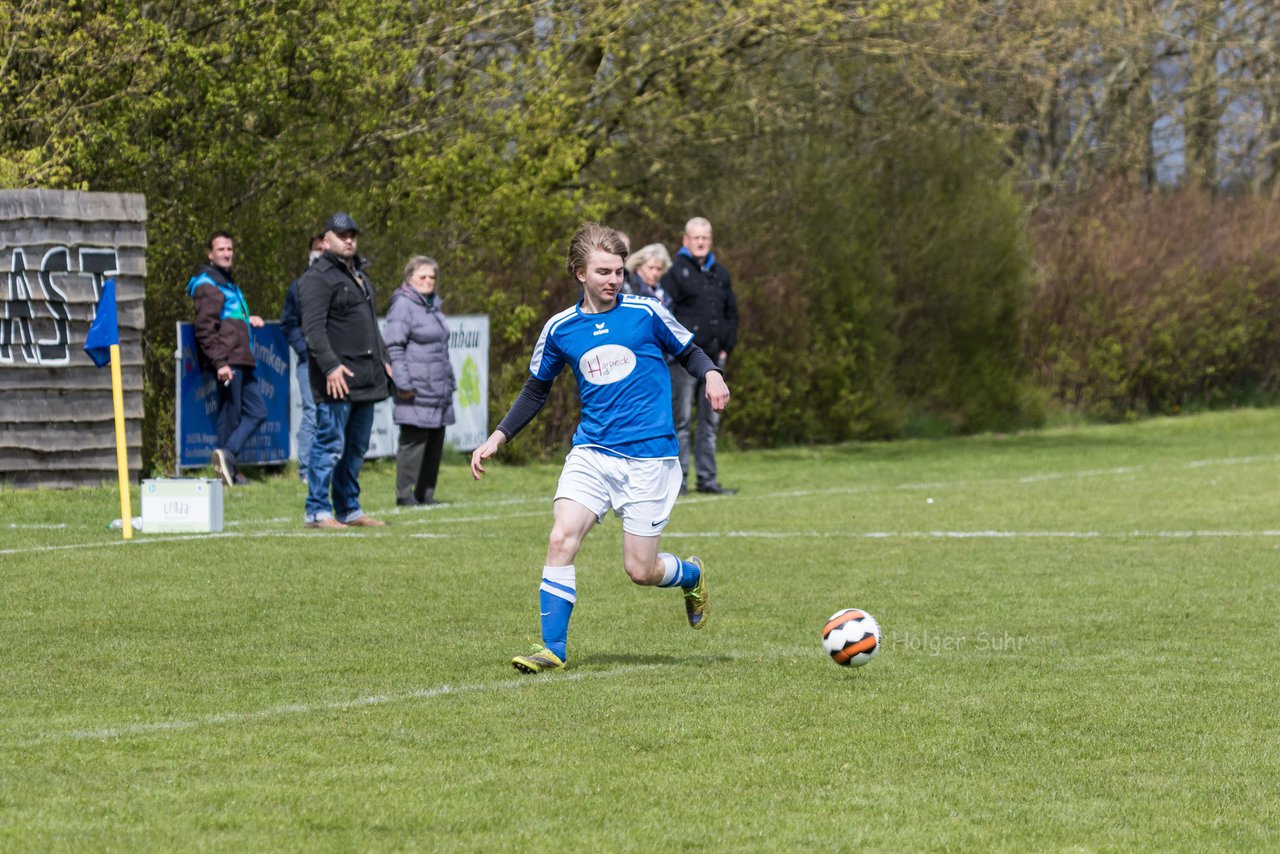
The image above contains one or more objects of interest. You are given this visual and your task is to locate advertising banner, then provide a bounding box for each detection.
[180,315,488,468]
[176,321,292,469]
[442,314,490,452]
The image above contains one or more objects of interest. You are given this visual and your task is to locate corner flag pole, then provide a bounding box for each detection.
[84,277,132,540]
[109,343,133,539]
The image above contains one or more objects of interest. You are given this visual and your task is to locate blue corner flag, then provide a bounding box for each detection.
[84,277,120,368]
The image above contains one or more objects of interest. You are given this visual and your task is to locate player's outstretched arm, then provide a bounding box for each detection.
[473,374,553,479]
[470,430,507,480]
[704,370,730,412]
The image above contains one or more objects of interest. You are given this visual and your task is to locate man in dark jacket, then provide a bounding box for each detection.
[660,217,739,495]
[279,233,325,482]
[187,231,265,487]
[297,212,392,529]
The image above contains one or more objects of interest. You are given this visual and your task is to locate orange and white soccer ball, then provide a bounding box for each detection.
[822,608,881,667]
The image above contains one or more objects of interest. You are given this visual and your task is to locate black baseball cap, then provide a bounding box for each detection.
[323,211,361,235]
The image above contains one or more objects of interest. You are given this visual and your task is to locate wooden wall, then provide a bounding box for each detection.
[0,190,147,488]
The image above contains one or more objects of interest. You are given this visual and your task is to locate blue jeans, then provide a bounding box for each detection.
[305,399,376,523]
[295,361,316,477]
[215,366,267,458]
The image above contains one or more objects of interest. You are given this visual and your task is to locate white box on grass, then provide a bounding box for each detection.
[141,478,223,533]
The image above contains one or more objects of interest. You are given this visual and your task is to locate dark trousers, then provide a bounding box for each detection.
[396,424,446,503]
[215,366,267,458]
[670,361,720,486]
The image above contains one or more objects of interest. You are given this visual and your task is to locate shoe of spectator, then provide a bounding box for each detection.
[345,515,387,527]
[305,518,348,530]
[211,448,235,487]
[396,498,419,507]
[696,481,737,495]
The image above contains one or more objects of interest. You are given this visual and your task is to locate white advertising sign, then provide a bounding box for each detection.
[288,314,489,460]
[141,478,224,532]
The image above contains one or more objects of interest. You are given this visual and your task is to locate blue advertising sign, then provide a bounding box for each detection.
[176,321,292,469]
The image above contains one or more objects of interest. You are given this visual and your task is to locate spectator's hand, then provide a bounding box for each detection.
[398,389,416,401]
[705,371,731,412]
[216,365,234,385]
[249,315,265,328]
[470,431,507,480]
[384,362,393,376]
[326,364,354,399]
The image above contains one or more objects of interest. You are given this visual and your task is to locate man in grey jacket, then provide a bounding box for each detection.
[298,212,392,529]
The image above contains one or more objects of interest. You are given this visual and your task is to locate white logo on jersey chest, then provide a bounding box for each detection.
[579,344,636,385]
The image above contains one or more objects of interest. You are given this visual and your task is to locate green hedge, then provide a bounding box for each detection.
[1028,187,1280,420]
[716,129,1041,448]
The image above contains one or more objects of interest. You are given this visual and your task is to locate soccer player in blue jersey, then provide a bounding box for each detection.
[470,223,731,674]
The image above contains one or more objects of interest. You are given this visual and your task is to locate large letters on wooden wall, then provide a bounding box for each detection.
[1,246,119,366]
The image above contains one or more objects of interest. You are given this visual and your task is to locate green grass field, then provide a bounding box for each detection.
[3,409,1279,850]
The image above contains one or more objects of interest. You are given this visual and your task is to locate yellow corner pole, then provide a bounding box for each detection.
[109,343,133,540]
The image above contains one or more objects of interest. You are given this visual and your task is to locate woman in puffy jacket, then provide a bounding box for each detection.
[385,255,456,506]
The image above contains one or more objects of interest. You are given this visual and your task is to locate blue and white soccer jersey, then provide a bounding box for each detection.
[533,294,694,533]
[530,294,693,459]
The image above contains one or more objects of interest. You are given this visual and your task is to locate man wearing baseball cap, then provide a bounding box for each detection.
[297,212,392,529]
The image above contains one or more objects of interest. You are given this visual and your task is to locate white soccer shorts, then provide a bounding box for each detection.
[553,446,682,536]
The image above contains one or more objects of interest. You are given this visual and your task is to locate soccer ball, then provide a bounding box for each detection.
[822,608,881,667]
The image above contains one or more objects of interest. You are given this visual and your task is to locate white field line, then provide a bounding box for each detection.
[662,529,1280,539]
[18,664,663,747]
[0,511,553,555]
[220,493,552,527]
[0,532,242,555]
[9,527,1277,557]
[1186,453,1280,468]
[1017,466,1140,483]
[6,452,1280,557]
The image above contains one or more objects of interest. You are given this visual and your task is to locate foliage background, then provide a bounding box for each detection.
[5,1,1280,472]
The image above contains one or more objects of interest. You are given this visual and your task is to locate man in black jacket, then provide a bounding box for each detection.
[298,212,392,529]
[660,217,739,495]
[279,232,325,482]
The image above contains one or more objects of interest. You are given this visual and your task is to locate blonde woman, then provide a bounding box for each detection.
[624,242,672,305]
